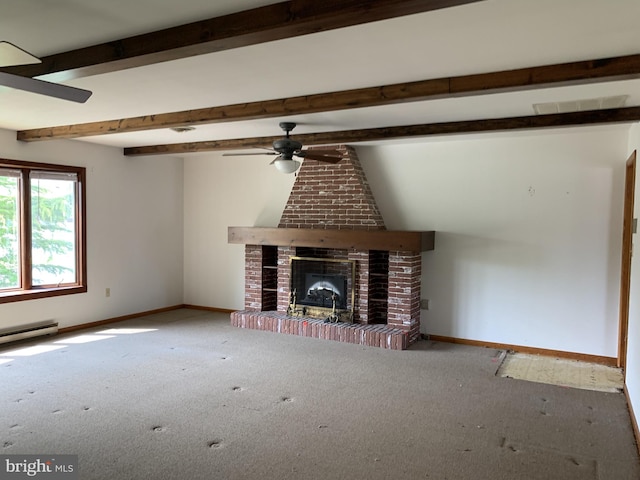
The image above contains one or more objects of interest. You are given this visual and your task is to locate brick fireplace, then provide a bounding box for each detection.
[229,145,434,350]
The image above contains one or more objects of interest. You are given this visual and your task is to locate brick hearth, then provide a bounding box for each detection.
[229,145,433,350]
[230,310,409,350]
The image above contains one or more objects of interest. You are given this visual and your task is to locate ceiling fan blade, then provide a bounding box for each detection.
[0,41,41,67]
[300,149,342,156]
[0,71,92,103]
[222,151,278,156]
[296,150,344,163]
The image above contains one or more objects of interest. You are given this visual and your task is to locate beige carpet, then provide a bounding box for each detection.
[0,309,638,479]
[497,352,625,393]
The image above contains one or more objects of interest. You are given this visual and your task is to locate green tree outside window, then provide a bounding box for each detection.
[0,172,75,289]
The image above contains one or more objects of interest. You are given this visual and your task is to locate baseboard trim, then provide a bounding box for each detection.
[58,304,186,334]
[623,386,640,456]
[183,304,235,314]
[426,334,618,367]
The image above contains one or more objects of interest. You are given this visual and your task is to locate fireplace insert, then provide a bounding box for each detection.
[301,273,347,309]
[289,256,355,322]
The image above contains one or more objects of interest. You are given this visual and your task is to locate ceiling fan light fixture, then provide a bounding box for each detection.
[273,158,300,174]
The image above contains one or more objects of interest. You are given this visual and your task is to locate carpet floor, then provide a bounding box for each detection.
[1,308,638,479]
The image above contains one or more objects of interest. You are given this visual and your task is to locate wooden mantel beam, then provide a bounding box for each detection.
[123,107,640,156]
[17,53,640,142]
[229,227,435,252]
[1,0,482,81]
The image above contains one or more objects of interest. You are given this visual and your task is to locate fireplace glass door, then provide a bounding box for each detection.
[289,256,355,322]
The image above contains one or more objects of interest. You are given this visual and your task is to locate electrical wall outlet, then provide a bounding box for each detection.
[420,299,429,310]
[105,288,111,298]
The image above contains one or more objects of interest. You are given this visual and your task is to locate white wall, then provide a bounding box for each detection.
[362,127,628,357]
[0,129,184,330]
[625,122,640,434]
[183,154,294,308]
[183,126,630,358]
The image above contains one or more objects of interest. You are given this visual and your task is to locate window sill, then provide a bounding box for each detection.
[0,286,87,304]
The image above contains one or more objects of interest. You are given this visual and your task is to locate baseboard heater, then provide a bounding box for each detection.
[0,320,58,346]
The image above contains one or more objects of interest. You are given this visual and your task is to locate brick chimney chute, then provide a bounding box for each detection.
[278,145,385,230]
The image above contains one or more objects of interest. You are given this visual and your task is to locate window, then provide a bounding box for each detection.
[0,159,86,303]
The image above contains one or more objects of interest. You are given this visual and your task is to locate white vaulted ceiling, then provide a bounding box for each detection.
[0,0,638,153]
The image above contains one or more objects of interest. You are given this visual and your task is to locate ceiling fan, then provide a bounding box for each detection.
[224,122,344,173]
[0,41,92,103]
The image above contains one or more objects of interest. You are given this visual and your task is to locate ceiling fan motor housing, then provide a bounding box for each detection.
[273,138,303,154]
[272,121,302,159]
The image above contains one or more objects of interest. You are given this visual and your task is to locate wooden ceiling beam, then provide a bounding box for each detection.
[17,53,640,142]
[1,0,482,81]
[122,107,640,156]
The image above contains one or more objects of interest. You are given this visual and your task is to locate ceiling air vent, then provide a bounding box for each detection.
[533,95,628,115]
[170,126,196,133]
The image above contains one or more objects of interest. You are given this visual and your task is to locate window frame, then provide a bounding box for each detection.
[0,158,86,304]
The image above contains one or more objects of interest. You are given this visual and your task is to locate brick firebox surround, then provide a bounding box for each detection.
[229,145,434,350]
